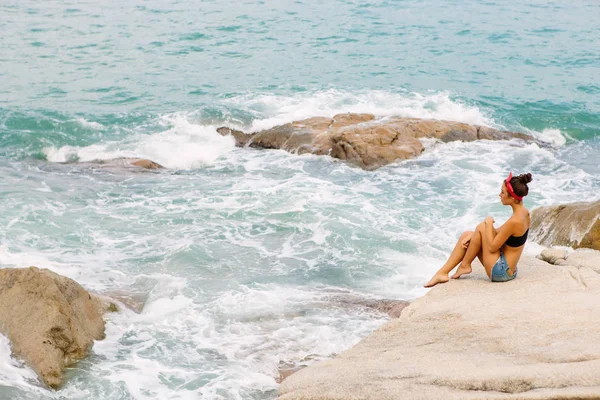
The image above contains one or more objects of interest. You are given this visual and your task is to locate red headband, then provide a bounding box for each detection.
[505,172,523,201]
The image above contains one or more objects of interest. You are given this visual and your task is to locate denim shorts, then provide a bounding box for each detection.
[491,252,517,282]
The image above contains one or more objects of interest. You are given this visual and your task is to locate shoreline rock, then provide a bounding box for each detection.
[279,254,600,399]
[218,114,538,170]
[0,267,110,389]
[530,200,600,251]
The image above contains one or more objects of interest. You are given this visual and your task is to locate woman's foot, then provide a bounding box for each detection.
[451,263,472,279]
[424,273,449,288]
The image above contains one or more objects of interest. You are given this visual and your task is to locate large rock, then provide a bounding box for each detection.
[0,267,108,389]
[279,255,600,399]
[530,200,600,251]
[218,114,535,170]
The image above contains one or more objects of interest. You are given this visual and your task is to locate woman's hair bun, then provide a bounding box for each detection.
[518,173,533,184]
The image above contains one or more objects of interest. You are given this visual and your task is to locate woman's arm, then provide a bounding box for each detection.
[485,217,515,252]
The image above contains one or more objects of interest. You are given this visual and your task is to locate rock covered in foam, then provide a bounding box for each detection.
[530,200,600,251]
[63,157,163,170]
[0,267,109,389]
[218,113,535,170]
[279,255,600,399]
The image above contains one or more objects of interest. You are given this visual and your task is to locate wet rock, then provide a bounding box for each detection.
[331,295,410,319]
[128,158,163,169]
[0,267,108,389]
[63,157,163,170]
[102,289,150,314]
[530,200,600,251]
[218,114,535,170]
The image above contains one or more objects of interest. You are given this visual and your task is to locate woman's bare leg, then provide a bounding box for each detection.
[451,229,482,279]
[474,222,502,277]
[424,231,472,288]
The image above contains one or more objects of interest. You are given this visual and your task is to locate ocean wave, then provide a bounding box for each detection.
[223,89,497,132]
[43,114,236,170]
[33,89,588,169]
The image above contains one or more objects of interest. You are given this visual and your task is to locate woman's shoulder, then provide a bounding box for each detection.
[507,211,529,231]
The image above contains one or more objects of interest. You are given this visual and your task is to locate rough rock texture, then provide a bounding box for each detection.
[0,267,107,389]
[218,114,535,169]
[560,248,600,273]
[530,200,600,251]
[279,255,600,399]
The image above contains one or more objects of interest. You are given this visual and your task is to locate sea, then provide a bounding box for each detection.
[0,0,599,399]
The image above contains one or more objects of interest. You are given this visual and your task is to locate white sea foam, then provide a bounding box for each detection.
[76,118,105,130]
[224,90,576,152]
[540,128,567,146]
[43,89,571,173]
[520,127,569,147]
[87,280,386,399]
[136,114,236,169]
[0,245,82,281]
[0,334,39,390]
[44,114,235,169]
[224,89,496,132]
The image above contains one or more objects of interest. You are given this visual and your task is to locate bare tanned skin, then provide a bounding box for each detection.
[424,181,530,288]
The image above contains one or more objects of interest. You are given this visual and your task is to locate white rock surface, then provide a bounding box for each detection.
[279,255,600,399]
[562,248,600,273]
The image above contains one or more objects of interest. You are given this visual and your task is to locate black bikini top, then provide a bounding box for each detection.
[504,229,529,247]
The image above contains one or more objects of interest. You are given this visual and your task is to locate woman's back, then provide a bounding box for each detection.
[502,211,530,271]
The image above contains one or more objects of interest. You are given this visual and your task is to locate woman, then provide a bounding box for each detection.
[424,172,532,288]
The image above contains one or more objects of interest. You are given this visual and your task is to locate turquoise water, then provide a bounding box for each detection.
[1,1,599,399]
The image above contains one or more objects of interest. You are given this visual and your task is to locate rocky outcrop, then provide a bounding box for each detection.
[530,200,600,251]
[279,255,600,399]
[218,114,535,169]
[0,267,108,389]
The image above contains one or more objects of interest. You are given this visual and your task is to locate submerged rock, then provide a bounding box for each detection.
[128,158,163,169]
[530,200,600,251]
[0,267,108,389]
[329,295,410,319]
[62,157,163,170]
[279,255,600,399]
[218,114,535,169]
[102,289,151,314]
